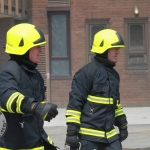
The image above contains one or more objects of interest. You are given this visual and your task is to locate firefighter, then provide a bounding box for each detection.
[65,29,128,150]
[0,23,59,150]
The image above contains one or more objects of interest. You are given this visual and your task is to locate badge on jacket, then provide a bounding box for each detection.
[0,111,7,138]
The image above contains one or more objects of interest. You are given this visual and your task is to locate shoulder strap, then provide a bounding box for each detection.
[0,60,21,83]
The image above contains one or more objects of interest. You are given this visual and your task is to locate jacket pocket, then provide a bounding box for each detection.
[92,84,108,95]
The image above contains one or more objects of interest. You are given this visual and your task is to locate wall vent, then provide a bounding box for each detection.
[47,0,70,6]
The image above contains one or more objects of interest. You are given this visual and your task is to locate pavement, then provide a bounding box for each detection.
[44,107,150,150]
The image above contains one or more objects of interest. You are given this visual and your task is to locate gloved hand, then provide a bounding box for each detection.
[65,133,79,148]
[119,124,128,142]
[65,124,80,148]
[31,101,58,122]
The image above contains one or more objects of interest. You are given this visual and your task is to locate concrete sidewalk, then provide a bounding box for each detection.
[44,107,150,149]
[44,107,150,127]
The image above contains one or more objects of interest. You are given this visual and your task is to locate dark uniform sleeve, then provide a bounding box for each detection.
[115,101,128,127]
[0,70,34,114]
[114,72,128,127]
[66,67,93,128]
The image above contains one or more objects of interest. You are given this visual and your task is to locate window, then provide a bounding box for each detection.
[48,11,71,78]
[86,19,109,63]
[125,18,148,69]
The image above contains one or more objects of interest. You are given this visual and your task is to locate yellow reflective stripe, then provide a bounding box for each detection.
[79,127,105,138]
[117,104,122,109]
[0,146,44,150]
[79,127,117,139]
[0,108,7,112]
[47,135,54,145]
[6,92,20,113]
[116,100,122,108]
[106,129,118,138]
[65,110,81,117]
[66,116,81,124]
[115,109,124,117]
[87,95,113,104]
[16,94,25,114]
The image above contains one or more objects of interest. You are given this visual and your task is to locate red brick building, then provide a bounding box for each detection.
[0,0,150,107]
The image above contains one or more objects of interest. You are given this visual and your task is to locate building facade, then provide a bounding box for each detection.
[0,0,150,107]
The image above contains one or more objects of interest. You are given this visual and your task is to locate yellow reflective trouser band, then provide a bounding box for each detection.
[6,92,20,113]
[79,127,105,138]
[115,109,124,117]
[66,110,81,124]
[47,135,54,145]
[106,129,118,139]
[87,95,113,104]
[0,146,44,150]
[79,127,117,139]
[16,94,25,114]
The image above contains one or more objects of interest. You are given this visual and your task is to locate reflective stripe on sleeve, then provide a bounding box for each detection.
[66,110,81,124]
[16,94,25,114]
[115,100,124,117]
[47,135,54,145]
[115,108,124,117]
[65,110,81,117]
[6,92,20,113]
[66,116,81,124]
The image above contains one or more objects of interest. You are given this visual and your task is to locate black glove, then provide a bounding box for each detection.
[31,101,58,121]
[65,134,79,148]
[65,124,80,148]
[119,124,128,142]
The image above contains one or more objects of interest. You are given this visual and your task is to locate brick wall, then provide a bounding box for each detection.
[1,0,148,107]
[27,0,48,34]
[0,18,13,66]
[68,0,150,107]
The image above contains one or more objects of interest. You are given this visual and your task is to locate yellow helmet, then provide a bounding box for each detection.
[91,29,125,54]
[5,23,46,55]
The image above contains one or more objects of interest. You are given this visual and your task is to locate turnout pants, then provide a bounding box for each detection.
[70,139,122,150]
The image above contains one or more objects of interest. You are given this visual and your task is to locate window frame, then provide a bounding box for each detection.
[47,11,71,79]
[86,19,110,63]
[124,17,149,70]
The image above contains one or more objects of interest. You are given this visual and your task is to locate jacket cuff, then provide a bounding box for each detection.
[21,97,37,114]
[67,123,80,135]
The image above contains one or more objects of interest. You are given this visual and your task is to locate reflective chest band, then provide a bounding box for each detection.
[87,95,113,104]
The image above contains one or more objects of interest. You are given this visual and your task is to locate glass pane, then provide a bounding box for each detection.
[51,60,69,75]
[90,25,105,47]
[52,15,67,56]
[129,24,144,51]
